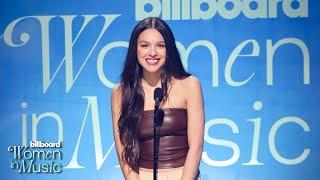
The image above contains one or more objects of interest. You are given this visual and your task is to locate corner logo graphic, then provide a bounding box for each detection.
[8,141,63,173]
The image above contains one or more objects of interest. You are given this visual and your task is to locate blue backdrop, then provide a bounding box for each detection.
[1,0,319,179]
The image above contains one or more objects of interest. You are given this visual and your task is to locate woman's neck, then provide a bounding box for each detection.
[141,70,162,88]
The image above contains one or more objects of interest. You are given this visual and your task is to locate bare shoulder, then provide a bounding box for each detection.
[181,75,202,90]
[171,76,202,108]
[111,83,122,109]
[112,83,122,97]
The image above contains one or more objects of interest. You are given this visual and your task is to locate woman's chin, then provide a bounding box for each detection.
[143,66,164,74]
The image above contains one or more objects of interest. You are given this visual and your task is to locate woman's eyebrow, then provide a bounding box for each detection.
[138,40,149,43]
[138,40,165,44]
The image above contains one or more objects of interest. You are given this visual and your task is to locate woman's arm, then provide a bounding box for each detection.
[111,85,140,180]
[181,76,205,180]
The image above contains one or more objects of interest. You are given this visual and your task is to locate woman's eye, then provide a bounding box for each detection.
[141,44,148,48]
[158,44,165,48]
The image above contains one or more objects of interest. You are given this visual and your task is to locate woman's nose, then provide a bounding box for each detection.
[149,46,157,56]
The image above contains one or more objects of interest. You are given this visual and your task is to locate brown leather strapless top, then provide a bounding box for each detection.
[138,108,189,169]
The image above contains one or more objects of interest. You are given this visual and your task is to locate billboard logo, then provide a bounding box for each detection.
[136,0,308,20]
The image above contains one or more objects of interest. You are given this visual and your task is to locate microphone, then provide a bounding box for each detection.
[154,87,163,107]
[153,87,163,180]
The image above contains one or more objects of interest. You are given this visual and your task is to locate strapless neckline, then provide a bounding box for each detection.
[143,108,187,112]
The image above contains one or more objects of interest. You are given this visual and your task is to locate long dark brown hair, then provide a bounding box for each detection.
[118,17,190,172]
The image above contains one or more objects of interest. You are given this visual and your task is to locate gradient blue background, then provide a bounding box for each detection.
[1,0,319,179]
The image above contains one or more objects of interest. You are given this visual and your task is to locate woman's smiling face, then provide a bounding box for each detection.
[137,28,166,74]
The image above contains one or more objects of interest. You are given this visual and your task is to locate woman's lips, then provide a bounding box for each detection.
[146,58,160,65]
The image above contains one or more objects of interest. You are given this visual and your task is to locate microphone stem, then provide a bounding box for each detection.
[153,104,159,180]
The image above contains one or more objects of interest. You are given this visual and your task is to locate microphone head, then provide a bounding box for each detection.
[154,87,163,103]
